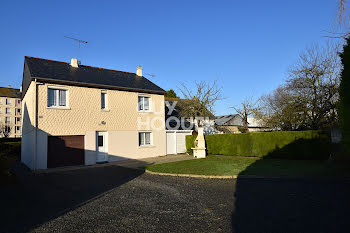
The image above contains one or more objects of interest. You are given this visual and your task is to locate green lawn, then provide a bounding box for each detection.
[146,155,350,177]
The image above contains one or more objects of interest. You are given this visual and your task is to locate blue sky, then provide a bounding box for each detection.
[0,0,340,115]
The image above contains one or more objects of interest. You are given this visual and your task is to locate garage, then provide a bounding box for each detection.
[47,135,85,168]
[166,130,193,155]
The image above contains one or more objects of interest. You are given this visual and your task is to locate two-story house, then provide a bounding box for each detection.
[21,57,166,170]
[0,86,22,138]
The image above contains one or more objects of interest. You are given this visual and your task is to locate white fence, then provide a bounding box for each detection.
[166,130,193,155]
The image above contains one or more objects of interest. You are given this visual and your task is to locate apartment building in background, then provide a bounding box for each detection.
[0,86,22,138]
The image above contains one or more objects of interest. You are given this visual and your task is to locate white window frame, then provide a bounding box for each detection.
[15,108,21,116]
[138,95,151,112]
[6,98,11,105]
[5,117,10,123]
[47,86,69,109]
[101,91,108,110]
[15,117,20,124]
[138,131,153,147]
[5,108,10,114]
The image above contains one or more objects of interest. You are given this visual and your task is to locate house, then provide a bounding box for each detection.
[0,86,22,138]
[215,114,268,133]
[21,56,166,170]
[215,114,243,133]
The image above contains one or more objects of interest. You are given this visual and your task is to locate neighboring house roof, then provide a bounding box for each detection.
[164,97,215,119]
[22,56,165,96]
[215,114,241,126]
[0,87,21,98]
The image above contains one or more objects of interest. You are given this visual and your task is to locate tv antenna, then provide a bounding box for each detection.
[144,72,156,78]
[64,36,88,61]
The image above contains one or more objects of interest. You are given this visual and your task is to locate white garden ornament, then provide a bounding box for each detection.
[191,120,207,158]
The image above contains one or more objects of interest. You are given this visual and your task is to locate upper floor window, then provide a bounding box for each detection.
[48,87,67,107]
[16,99,21,106]
[138,96,150,111]
[101,92,107,110]
[5,117,10,123]
[5,108,10,114]
[6,99,11,105]
[15,117,20,124]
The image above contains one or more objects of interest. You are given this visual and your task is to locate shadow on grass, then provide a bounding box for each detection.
[231,139,350,233]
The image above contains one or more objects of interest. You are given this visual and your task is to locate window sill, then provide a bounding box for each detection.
[101,109,110,112]
[138,145,155,148]
[138,110,153,113]
[47,106,71,110]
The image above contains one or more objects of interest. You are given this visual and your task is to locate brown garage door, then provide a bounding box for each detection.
[47,135,85,168]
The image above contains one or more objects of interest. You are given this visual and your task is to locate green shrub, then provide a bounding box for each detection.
[186,131,331,160]
[186,135,197,155]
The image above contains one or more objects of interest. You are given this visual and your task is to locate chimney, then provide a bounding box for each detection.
[70,58,79,68]
[136,66,142,76]
[8,85,11,88]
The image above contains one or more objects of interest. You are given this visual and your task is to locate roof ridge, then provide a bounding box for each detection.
[25,56,138,76]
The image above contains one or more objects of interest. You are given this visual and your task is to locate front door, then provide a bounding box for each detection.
[96,132,108,163]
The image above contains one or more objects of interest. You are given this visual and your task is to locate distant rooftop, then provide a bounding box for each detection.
[0,86,21,98]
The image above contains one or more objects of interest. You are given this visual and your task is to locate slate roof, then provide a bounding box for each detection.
[0,87,21,98]
[23,56,165,95]
[215,114,241,126]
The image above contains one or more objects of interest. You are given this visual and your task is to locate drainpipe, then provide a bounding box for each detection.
[33,79,43,170]
[33,79,38,170]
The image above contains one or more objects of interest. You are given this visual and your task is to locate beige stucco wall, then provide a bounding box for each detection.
[108,130,166,161]
[36,83,165,134]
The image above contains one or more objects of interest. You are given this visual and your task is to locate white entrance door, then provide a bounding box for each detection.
[96,132,108,163]
[166,131,176,155]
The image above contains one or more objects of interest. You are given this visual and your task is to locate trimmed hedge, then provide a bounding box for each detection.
[186,131,331,160]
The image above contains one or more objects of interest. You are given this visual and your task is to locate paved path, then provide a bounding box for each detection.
[112,153,193,169]
[2,163,350,233]
[37,154,193,173]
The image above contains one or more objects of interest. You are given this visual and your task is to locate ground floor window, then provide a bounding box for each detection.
[139,132,152,146]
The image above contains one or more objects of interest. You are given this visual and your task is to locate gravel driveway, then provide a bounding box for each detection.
[2,164,350,233]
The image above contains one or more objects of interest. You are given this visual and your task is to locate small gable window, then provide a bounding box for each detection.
[101,92,107,110]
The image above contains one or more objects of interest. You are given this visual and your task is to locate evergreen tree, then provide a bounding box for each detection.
[340,38,350,152]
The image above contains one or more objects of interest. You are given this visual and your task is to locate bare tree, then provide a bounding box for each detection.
[338,0,347,25]
[257,86,305,130]
[257,43,341,130]
[231,97,259,132]
[178,80,223,118]
[286,43,341,129]
[0,123,12,138]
